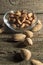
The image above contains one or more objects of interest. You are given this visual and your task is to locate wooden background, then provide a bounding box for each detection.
[0,0,43,65]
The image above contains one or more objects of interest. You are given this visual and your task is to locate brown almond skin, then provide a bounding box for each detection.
[31,59,43,65]
[25,20,31,25]
[15,11,21,16]
[24,30,33,38]
[0,28,4,33]
[21,23,26,28]
[21,49,31,61]
[28,13,33,18]
[12,24,16,29]
[12,33,26,42]
[9,11,15,18]
[22,17,26,23]
[29,17,33,22]
[18,19,22,25]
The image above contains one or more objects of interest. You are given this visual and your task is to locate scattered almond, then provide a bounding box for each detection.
[21,49,31,60]
[0,28,4,33]
[32,20,42,32]
[12,33,26,41]
[24,30,33,38]
[25,38,33,45]
[31,59,43,65]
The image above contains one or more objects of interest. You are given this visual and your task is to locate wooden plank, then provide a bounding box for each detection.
[0,0,43,14]
[0,36,43,65]
[0,14,43,64]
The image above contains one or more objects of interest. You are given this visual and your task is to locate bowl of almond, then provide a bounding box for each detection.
[3,10,37,32]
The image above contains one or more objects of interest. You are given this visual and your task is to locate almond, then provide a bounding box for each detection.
[32,20,42,32]
[15,11,21,16]
[31,59,43,65]
[28,13,33,17]
[12,24,16,28]
[21,49,31,60]
[18,19,22,25]
[24,30,33,38]
[12,33,26,41]
[25,38,33,45]
[21,23,26,28]
[0,28,4,33]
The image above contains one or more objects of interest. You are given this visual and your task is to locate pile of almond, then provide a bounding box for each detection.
[8,10,36,29]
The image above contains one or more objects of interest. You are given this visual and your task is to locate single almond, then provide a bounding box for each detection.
[29,17,33,22]
[21,49,31,60]
[25,38,33,45]
[15,11,21,16]
[21,23,26,28]
[32,24,42,32]
[31,59,43,65]
[25,20,31,25]
[22,17,26,23]
[32,20,42,32]
[37,20,42,24]
[32,19,36,24]
[32,15,37,24]
[12,24,16,28]
[9,11,14,18]
[0,28,4,33]
[12,33,26,41]
[28,13,33,17]
[18,19,22,25]
[24,30,33,38]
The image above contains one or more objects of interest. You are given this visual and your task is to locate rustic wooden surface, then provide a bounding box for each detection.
[0,0,43,65]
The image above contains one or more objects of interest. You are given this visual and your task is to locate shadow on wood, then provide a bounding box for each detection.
[1,38,27,48]
[5,51,24,63]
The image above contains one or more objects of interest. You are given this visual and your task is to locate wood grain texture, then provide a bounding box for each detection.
[0,0,43,14]
[0,0,43,65]
[0,14,43,65]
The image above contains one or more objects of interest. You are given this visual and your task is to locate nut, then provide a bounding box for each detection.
[32,19,36,24]
[0,28,4,33]
[21,13,27,18]
[25,38,33,45]
[12,24,16,28]
[28,13,33,18]
[29,17,33,22]
[25,23,29,27]
[37,20,42,24]
[18,19,22,25]
[22,17,26,23]
[12,33,26,41]
[25,20,31,25]
[31,59,43,65]
[15,11,21,16]
[21,23,26,28]
[9,11,14,18]
[32,20,42,32]
[21,49,31,60]
[24,30,33,38]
